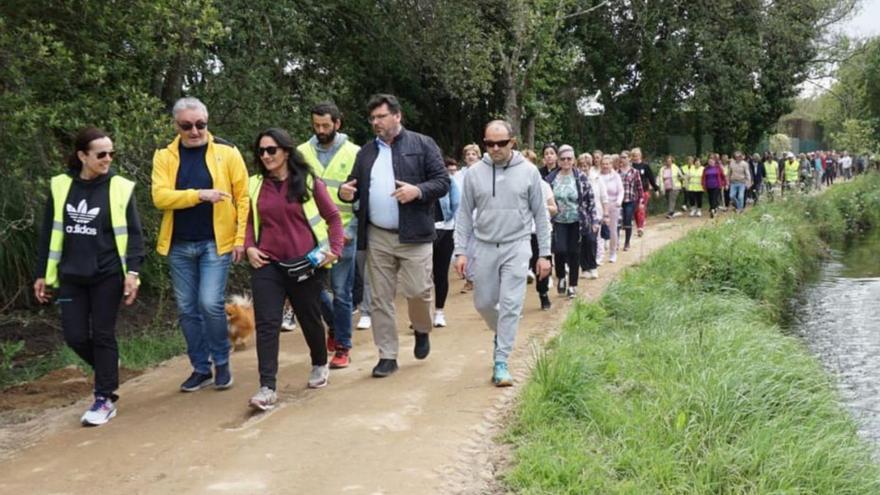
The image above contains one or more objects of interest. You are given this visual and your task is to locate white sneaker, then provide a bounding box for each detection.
[308,365,329,389]
[580,271,590,279]
[248,386,277,411]
[589,269,599,279]
[696,210,702,217]
[81,396,116,426]
[609,254,617,263]
[356,314,371,330]
[526,269,536,284]
[433,310,447,327]
[281,305,296,332]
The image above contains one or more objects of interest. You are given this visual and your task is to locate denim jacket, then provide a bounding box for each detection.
[438,176,461,222]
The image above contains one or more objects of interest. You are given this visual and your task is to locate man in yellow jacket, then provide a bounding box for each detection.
[151,97,249,393]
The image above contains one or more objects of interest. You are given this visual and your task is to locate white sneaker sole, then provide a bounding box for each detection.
[82,408,117,426]
[249,400,276,411]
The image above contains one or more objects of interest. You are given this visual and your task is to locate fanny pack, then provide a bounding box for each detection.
[276,257,315,282]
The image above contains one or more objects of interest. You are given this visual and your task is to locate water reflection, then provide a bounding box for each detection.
[792,233,880,448]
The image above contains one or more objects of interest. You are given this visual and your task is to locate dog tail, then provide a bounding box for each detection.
[228,293,253,308]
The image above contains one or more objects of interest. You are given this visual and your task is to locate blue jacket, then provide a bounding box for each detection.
[438,176,460,222]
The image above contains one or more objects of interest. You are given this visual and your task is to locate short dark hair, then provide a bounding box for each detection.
[367,94,401,115]
[310,102,342,123]
[67,127,110,172]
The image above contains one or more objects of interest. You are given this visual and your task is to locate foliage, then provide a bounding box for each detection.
[504,174,880,493]
[830,118,880,155]
[769,133,792,154]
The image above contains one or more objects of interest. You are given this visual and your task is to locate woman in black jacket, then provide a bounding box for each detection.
[33,127,145,427]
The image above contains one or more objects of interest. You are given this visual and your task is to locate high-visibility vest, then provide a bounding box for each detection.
[248,174,329,252]
[784,160,799,183]
[764,161,779,184]
[45,174,135,288]
[683,165,704,192]
[296,141,360,229]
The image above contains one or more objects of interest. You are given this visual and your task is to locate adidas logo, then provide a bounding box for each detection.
[65,199,99,235]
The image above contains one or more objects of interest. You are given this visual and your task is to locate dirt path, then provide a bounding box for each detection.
[0,215,704,495]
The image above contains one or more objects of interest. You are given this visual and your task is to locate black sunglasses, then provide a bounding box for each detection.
[258,146,280,156]
[177,121,207,131]
[483,139,512,149]
[96,151,116,159]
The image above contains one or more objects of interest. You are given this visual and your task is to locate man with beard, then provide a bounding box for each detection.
[296,102,361,368]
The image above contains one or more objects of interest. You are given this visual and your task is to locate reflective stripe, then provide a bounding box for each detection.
[113,226,128,235]
[322,178,344,188]
[308,215,322,227]
[52,221,64,231]
[335,203,353,213]
[48,250,62,261]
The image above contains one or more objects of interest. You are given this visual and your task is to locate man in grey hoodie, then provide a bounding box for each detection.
[453,120,551,387]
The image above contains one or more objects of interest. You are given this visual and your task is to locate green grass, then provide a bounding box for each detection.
[504,174,880,493]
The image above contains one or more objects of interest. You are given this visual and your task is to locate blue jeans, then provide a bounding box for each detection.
[730,183,747,211]
[168,240,232,374]
[321,239,357,349]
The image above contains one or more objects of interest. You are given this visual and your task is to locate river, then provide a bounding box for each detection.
[792,232,880,447]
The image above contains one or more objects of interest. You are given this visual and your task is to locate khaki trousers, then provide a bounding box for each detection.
[366,225,433,359]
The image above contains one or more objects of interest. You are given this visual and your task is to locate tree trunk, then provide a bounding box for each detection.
[504,69,522,138]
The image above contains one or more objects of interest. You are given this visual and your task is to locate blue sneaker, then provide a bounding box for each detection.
[180,371,213,392]
[81,395,117,426]
[214,364,233,390]
[492,362,513,387]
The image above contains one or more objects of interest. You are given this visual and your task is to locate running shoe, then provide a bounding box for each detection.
[308,365,330,389]
[492,362,513,387]
[81,395,116,426]
[248,386,277,411]
[329,348,351,369]
[281,305,296,332]
[356,314,372,330]
[180,371,213,392]
[433,310,447,327]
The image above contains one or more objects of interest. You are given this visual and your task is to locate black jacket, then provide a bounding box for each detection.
[35,171,145,281]
[342,128,450,250]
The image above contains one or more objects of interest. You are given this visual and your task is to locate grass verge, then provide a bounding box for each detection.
[504,174,880,493]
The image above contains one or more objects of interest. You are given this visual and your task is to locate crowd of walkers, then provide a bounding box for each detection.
[32,92,870,425]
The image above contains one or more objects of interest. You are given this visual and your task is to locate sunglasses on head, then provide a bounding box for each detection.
[95,151,116,159]
[258,146,280,156]
[483,139,511,149]
[177,121,207,131]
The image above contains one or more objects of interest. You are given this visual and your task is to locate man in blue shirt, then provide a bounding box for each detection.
[339,94,449,378]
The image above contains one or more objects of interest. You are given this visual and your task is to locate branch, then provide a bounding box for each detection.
[563,0,611,20]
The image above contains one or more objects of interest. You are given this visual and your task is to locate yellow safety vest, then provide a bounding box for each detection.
[248,174,329,252]
[784,160,799,183]
[296,140,360,229]
[764,161,778,184]
[45,174,135,288]
[684,165,704,192]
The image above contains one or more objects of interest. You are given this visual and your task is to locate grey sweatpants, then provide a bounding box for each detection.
[472,238,531,363]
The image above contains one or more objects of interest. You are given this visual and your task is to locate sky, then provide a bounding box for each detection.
[844,0,880,38]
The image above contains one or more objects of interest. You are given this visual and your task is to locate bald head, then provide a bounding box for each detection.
[483,120,516,164]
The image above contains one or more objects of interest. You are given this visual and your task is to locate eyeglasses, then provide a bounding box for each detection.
[177,121,207,131]
[483,139,511,149]
[559,156,574,161]
[258,146,280,156]
[96,151,116,159]
[368,113,391,123]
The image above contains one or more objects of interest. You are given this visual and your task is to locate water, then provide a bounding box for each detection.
[792,232,880,447]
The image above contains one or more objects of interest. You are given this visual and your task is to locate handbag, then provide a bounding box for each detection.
[600,223,610,240]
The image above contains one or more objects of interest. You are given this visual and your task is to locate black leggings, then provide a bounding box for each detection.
[580,231,597,271]
[252,265,328,390]
[707,188,722,211]
[686,191,703,208]
[530,233,550,295]
[552,222,580,287]
[432,229,454,309]
[59,273,124,398]
[621,201,636,247]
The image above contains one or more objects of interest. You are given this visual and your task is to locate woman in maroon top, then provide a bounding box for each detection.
[244,128,343,410]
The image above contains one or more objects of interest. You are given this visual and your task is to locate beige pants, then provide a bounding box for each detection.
[366,225,433,359]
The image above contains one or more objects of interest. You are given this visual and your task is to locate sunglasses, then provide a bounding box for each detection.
[95,151,116,159]
[483,139,511,149]
[258,146,280,156]
[177,121,207,131]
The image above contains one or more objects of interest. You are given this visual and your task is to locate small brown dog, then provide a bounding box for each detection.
[226,294,255,350]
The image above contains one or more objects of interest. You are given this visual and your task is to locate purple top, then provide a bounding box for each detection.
[245,177,343,261]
